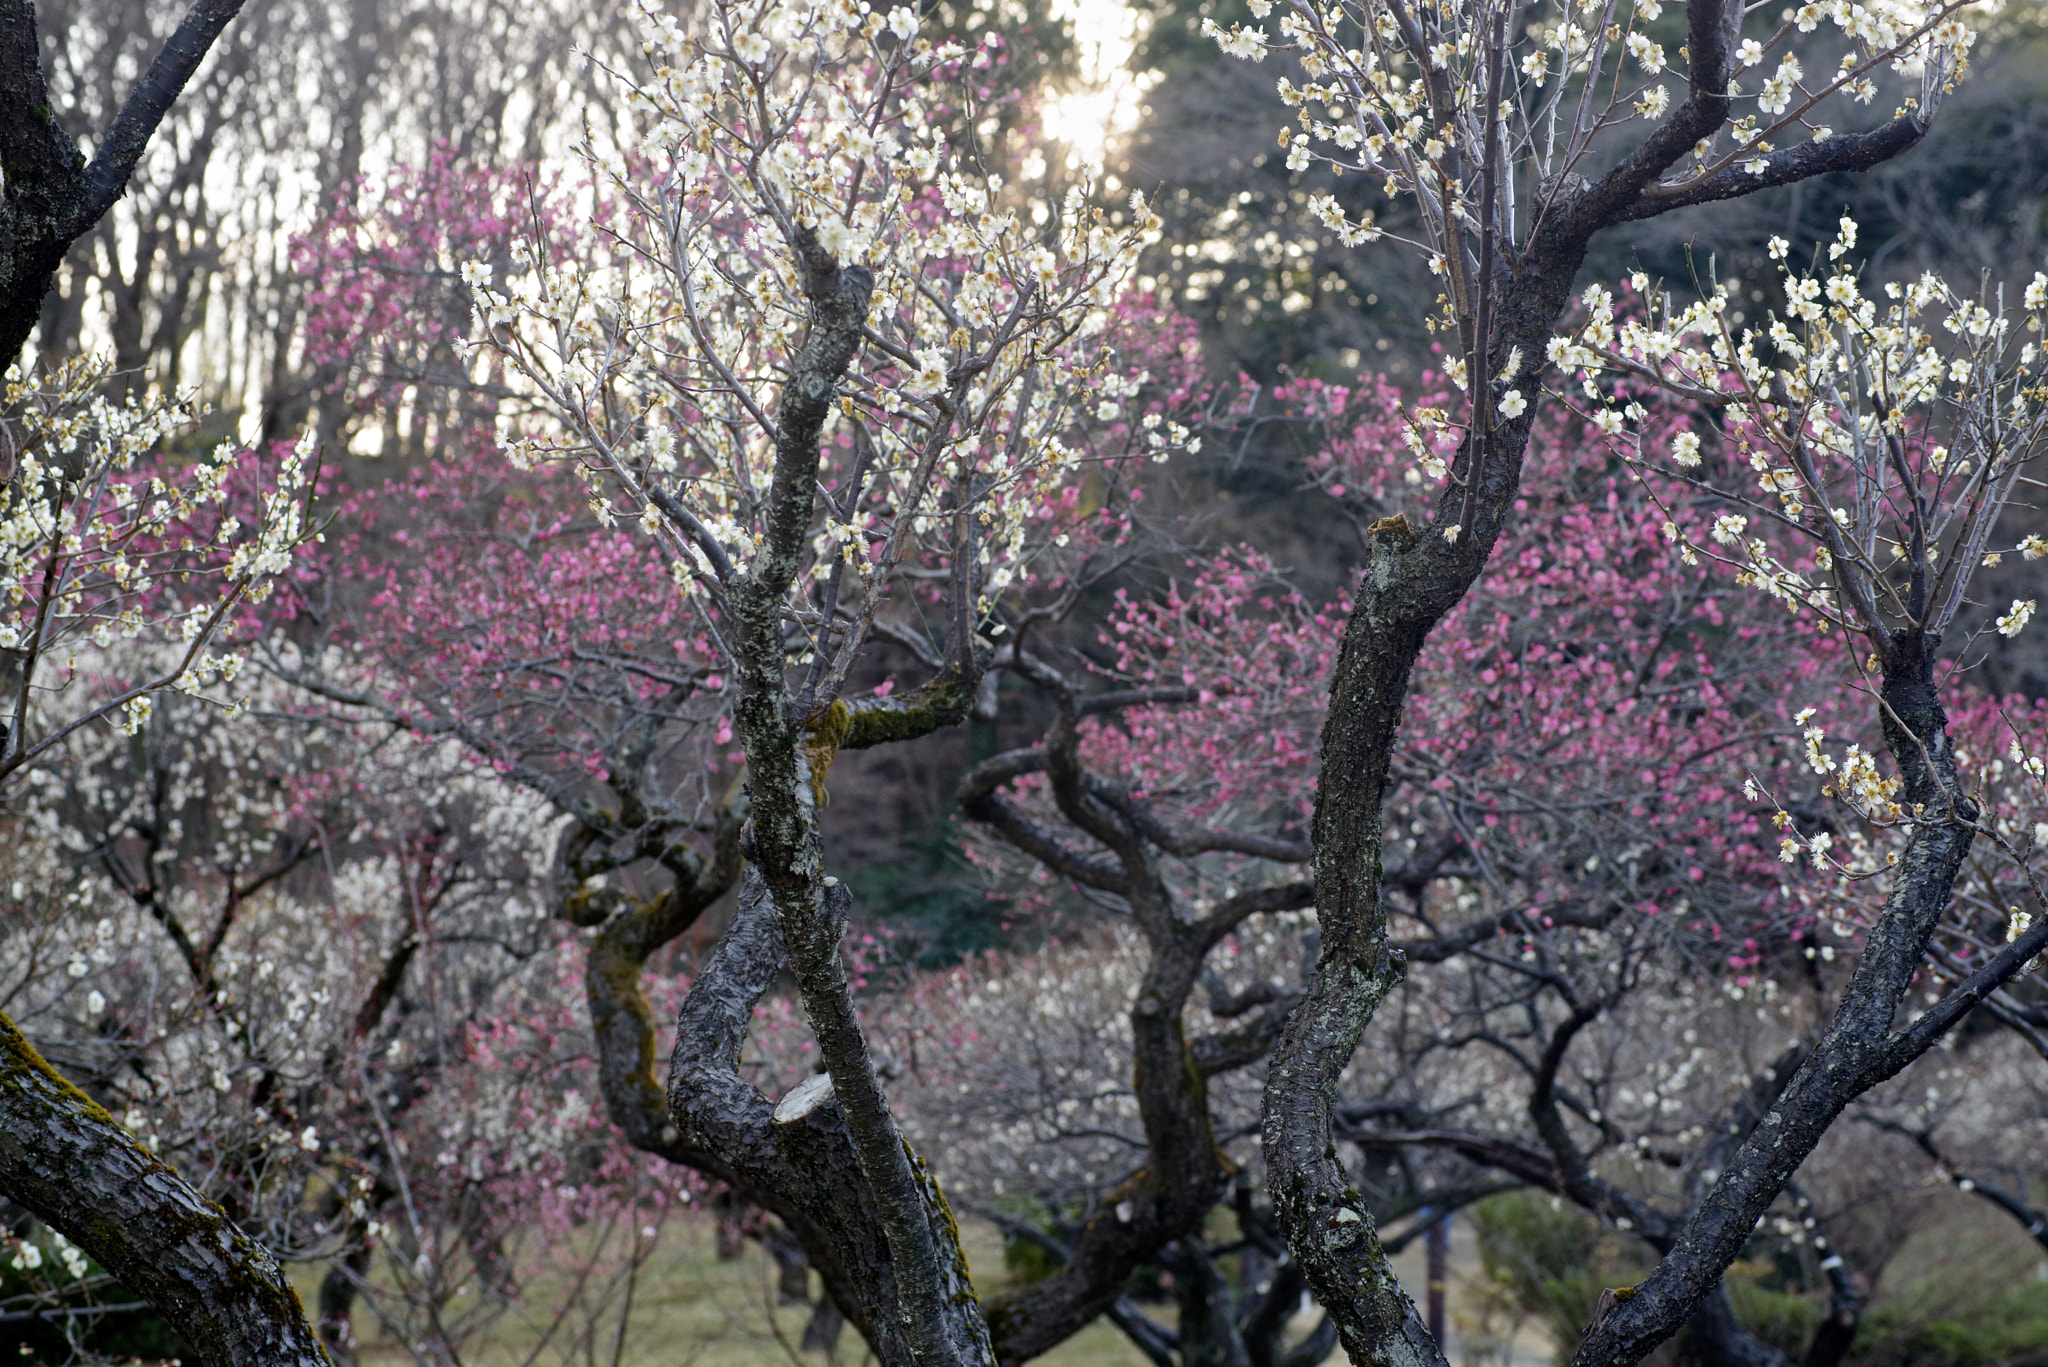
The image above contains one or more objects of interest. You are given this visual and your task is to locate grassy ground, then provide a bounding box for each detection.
[318,1213,1553,1367]
[327,1217,1153,1367]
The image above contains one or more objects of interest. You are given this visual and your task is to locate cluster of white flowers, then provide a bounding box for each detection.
[889,915,1311,1207]
[1997,598,2037,638]
[224,432,315,587]
[464,0,1184,686]
[1206,0,1975,443]
[0,666,593,1317]
[1559,214,2048,654]
[0,360,318,790]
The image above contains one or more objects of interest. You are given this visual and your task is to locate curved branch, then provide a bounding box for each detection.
[1613,114,1929,225]
[0,1012,327,1366]
[1554,0,1741,241]
[959,749,1131,893]
[1192,994,1303,1077]
[1089,776,1312,864]
[665,870,940,1364]
[574,817,742,1159]
[1574,646,1989,1366]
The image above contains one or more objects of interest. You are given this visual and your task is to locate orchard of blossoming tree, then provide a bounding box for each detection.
[10,0,2048,1364]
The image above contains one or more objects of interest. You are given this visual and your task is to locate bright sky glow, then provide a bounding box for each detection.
[1040,0,1156,172]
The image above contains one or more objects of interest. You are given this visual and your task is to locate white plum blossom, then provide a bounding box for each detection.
[466,0,1182,730]
[0,361,313,797]
[1204,0,1976,467]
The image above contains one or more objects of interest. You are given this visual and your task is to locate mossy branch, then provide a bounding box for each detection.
[0,1011,329,1366]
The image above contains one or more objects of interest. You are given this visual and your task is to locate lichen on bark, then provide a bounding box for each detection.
[0,1010,329,1366]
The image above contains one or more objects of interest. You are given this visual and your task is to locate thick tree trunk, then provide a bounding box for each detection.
[667,869,984,1367]
[719,224,991,1367]
[0,1011,328,1365]
[567,803,992,1367]
[1259,258,1575,1367]
[1255,0,1948,1358]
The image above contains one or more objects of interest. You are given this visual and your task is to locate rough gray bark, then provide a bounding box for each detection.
[564,797,953,1362]
[1262,298,1570,1367]
[555,813,745,1164]
[0,1011,328,1365]
[0,0,249,364]
[562,743,997,1367]
[666,870,980,1367]
[713,222,991,1367]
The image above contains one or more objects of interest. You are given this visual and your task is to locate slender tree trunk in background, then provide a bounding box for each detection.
[1424,1216,1447,1346]
[1677,1288,1789,1367]
[316,1235,372,1367]
[1170,1242,1251,1367]
[959,667,1300,1365]
[1800,1259,1861,1367]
